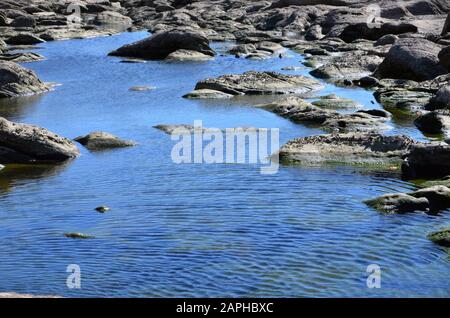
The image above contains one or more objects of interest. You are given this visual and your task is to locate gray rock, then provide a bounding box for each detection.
[339,22,417,43]
[10,15,36,28]
[183,89,233,99]
[310,51,383,82]
[0,61,50,98]
[374,34,399,47]
[109,30,215,60]
[364,193,429,214]
[427,85,450,110]
[74,132,136,151]
[0,52,45,63]
[438,46,450,70]
[279,133,414,167]
[0,117,80,164]
[165,49,213,61]
[193,71,324,96]
[402,142,450,179]
[410,185,450,212]
[414,111,450,135]
[5,33,45,45]
[443,13,450,35]
[374,87,434,111]
[375,38,448,81]
[312,94,362,109]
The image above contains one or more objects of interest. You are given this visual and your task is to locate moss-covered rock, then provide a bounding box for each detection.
[364,193,429,214]
[427,227,450,247]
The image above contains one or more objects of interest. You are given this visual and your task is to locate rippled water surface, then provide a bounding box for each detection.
[0,32,448,297]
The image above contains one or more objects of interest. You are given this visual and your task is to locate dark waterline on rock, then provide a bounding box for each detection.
[0,32,448,297]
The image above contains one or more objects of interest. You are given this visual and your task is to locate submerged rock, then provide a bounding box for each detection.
[129,86,155,91]
[0,117,80,164]
[95,206,111,213]
[74,132,136,151]
[193,71,324,96]
[64,233,95,239]
[365,185,450,214]
[428,227,450,247]
[311,94,362,109]
[364,193,429,214]
[0,61,50,98]
[109,30,215,60]
[165,49,214,61]
[279,133,414,167]
[263,97,389,133]
[182,89,233,99]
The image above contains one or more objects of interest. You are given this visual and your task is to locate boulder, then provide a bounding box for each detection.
[364,193,429,214]
[438,46,450,70]
[5,33,45,45]
[10,15,36,28]
[279,133,415,167]
[375,38,448,81]
[109,30,215,60]
[402,142,450,179]
[94,11,133,31]
[374,34,399,47]
[0,117,79,164]
[193,71,324,96]
[0,61,49,98]
[428,227,450,247]
[443,13,450,35]
[374,87,434,111]
[414,111,450,135]
[339,22,417,43]
[410,185,450,212]
[427,85,450,110]
[74,132,136,151]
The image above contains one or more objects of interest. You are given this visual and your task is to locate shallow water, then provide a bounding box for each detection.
[0,31,448,297]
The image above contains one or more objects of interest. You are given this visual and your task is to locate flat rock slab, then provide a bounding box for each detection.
[279,133,415,167]
[193,71,324,96]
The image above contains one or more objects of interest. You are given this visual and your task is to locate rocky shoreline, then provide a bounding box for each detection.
[0,1,449,295]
